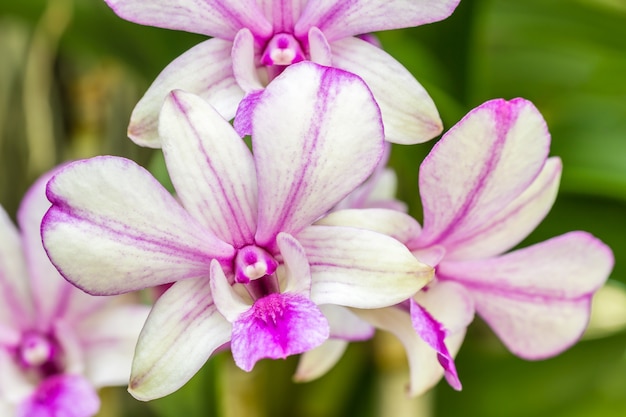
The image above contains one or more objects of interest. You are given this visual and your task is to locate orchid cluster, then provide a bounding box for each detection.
[1,0,615,416]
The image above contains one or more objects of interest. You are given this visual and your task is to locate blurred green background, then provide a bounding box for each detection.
[1,0,625,416]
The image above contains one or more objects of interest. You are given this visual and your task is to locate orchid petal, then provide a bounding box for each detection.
[416,98,551,248]
[356,304,466,397]
[412,246,446,268]
[409,281,474,392]
[446,157,562,260]
[295,0,460,41]
[43,157,234,295]
[53,320,86,375]
[232,29,265,94]
[438,232,614,359]
[104,0,272,39]
[17,171,60,323]
[409,300,461,390]
[129,277,231,401]
[257,0,307,32]
[77,304,151,388]
[299,225,432,308]
[315,208,421,247]
[231,292,329,372]
[293,339,347,382]
[0,402,12,416]
[0,205,31,328]
[0,324,20,347]
[365,169,405,210]
[414,281,475,338]
[18,168,106,328]
[253,62,384,245]
[281,304,371,381]
[336,169,406,211]
[322,304,374,340]
[331,37,442,144]
[210,260,250,323]
[308,27,332,65]
[233,90,264,137]
[17,374,99,417]
[160,90,257,248]
[333,143,407,211]
[128,39,244,148]
[0,349,32,403]
[277,233,311,295]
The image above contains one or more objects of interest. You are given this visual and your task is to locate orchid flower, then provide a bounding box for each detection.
[0,170,150,417]
[104,0,460,147]
[333,142,407,213]
[41,63,433,401]
[318,98,614,395]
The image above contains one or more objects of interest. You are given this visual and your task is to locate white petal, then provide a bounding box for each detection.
[43,157,234,295]
[210,260,249,323]
[438,232,614,358]
[356,306,465,397]
[445,157,562,260]
[231,29,264,93]
[322,304,374,340]
[128,39,244,148]
[129,277,231,400]
[252,62,384,246]
[160,90,258,248]
[0,205,32,328]
[295,0,460,41]
[257,0,307,32]
[104,0,272,39]
[331,37,442,144]
[77,303,151,388]
[308,27,332,65]
[293,339,347,382]
[299,225,432,308]
[416,98,551,249]
[315,208,421,246]
[277,232,311,295]
[0,348,33,403]
[18,168,109,328]
[53,320,85,375]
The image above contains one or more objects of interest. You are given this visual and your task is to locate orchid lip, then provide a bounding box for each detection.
[234,245,278,284]
[260,33,306,66]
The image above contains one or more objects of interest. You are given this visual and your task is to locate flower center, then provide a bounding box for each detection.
[19,332,56,369]
[260,33,305,66]
[235,245,279,284]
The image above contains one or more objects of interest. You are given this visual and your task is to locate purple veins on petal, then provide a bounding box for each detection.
[231,292,329,372]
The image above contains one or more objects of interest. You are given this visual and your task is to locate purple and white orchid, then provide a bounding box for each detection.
[41,63,433,401]
[0,170,150,417]
[317,98,614,395]
[103,0,460,147]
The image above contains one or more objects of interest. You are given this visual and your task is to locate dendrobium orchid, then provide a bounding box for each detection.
[41,63,433,401]
[318,98,614,395]
[103,0,460,147]
[0,171,150,417]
